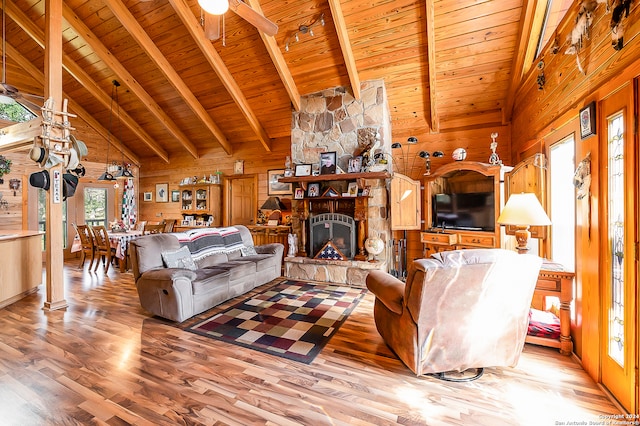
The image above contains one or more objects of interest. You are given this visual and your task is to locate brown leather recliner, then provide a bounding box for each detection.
[366,249,542,378]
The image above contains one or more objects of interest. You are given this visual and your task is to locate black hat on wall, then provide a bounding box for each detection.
[29,170,50,191]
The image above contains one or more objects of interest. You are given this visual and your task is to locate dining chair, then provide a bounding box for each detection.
[135,221,147,231]
[144,223,165,234]
[73,223,96,269]
[91,225,117,272]
[163,219,176,233]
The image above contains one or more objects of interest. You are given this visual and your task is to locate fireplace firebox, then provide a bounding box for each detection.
[309,213,356,259]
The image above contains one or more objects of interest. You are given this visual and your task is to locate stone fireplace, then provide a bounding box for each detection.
[284,80,392,286]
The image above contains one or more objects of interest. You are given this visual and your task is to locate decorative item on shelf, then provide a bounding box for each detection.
[284,13,325,52]
[8,178,20,196]
[418,150,444,176]
[497,193,551,254]
[284,156,293,177]
[452,147,467,161]
[99,80,133,181]
[320,151,337,175]
[307,183,320,197]
[211,170,223,184]
[0,154,11,184]
[488,132,502,165]
[260,196,287,226]
[364,235,384,262]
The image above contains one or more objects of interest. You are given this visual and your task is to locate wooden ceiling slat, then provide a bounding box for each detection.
[104,0,232,155]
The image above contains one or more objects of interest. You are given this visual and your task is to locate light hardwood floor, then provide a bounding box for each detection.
[0,262,622,425]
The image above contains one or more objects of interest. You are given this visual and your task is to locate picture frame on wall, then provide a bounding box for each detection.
[155,183,169,202]
[295,163,312,177]
[171,190,180,202]
[234,159,244,175]
[320,151,337,174]
[267,169,292,195]
[579,102,596,139]
[143,192,152,202]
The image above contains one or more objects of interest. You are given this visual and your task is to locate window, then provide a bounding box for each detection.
[0,102,36,122]
[37,189,68,250]
[84,187,107,227]
[534,0,573,59]
[549,135,575,272]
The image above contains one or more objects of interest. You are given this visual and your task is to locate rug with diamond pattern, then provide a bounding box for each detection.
[185,280,367,364]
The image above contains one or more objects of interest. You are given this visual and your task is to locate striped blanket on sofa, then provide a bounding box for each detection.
[173,227,244,261]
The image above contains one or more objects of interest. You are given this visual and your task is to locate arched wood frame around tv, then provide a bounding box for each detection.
[422,161,503,253]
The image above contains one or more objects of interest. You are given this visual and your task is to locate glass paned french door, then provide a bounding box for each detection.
[84,188,108,227]
[607,113,624,366]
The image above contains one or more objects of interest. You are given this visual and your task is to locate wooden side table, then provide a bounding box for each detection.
[525,266,575,355]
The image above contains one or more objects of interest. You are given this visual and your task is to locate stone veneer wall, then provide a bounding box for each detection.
[289,80,392,273]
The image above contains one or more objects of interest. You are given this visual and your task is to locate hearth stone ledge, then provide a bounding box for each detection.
[284,256,385,288]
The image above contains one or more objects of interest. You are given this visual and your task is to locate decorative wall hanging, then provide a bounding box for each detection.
[0,155,11,184]
[610,0,632,50]
[488,132,502,165]
[565,0,599,74]
[536,60,545,90]
[580,101,596,139]
[573,153,591,200]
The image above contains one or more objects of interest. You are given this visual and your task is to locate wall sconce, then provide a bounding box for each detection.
[8,178,20,196]
[284,13,325,52]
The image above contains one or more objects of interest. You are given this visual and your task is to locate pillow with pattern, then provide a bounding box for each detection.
[240,245,257,256]
[161,246,197,270]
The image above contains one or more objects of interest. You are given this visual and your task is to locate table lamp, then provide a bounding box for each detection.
[260,196,287,226]
[497,193,551,254]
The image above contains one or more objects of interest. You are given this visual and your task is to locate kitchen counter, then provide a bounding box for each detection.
[0,230,43,309]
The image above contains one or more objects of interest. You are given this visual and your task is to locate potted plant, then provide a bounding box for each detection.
[0,155,12,184]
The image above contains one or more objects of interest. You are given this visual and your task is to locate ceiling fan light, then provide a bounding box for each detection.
[199,0,229,15]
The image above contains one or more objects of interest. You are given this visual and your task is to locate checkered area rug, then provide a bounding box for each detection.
[185,280,367,364]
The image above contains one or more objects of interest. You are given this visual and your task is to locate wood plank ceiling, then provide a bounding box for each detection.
[0,0,541,165]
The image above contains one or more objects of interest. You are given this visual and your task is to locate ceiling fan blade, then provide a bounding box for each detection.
[204,13,221,40]
[230,0,278,36]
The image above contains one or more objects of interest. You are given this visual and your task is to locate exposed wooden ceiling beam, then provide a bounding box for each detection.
[2,40,141,166]
[5,0,168,163]
[246,0,300,112]
[61,3,199,159]
[168,0,272,152]
[104,0,233,155]
[327,0,360,100]
[0,118,41,151]
[503,0,546,122]
[425,0,439,133]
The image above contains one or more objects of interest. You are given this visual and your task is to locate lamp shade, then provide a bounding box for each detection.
[497,193,551,226]
[198,0,229,14]
[260,196,287,211]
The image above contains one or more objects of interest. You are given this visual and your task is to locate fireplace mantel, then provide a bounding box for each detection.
[279,171,390,184]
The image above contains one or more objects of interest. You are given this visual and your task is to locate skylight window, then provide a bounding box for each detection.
[0,101,37,123]
[534,0,573,59]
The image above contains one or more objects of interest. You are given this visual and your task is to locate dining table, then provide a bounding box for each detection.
[71,229,145,272]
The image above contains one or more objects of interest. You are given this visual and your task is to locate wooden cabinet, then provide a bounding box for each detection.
[390,173,421,230]
[179,184,222,226]
[423,162,504,253]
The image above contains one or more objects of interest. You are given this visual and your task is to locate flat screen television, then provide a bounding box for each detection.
[432,192,495,231]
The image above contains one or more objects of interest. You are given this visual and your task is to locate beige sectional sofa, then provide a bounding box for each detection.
[130,225,283,322]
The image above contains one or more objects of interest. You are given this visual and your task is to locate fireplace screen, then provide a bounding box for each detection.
[309,213,356,259]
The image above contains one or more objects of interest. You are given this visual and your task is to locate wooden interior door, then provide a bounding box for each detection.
[225,175,256,226]
[599,84,637,413]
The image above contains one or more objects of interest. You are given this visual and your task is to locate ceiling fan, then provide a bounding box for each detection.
[0,0,43,113]
[199,0,278,41]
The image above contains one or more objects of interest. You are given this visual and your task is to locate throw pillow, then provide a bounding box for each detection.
[161,246,197,270]
[240,245,257,257]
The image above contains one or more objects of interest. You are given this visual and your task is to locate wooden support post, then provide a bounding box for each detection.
[43,0,68,311]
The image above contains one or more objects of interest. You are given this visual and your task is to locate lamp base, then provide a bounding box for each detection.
[514,226,531,254]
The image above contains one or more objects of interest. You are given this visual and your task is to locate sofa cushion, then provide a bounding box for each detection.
[196,253,229,268]
[239,254,279,273]
[211,260,256,280]
[162,246,197,270]
[191,267,230,295]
